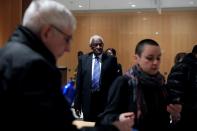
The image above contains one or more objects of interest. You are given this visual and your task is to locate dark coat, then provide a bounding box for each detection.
[167,53,197,130]
[98,66,170,131]
[0,26,118,131]
[74,52,119,121]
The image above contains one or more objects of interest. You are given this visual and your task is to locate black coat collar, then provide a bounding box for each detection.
[8,25,56,66]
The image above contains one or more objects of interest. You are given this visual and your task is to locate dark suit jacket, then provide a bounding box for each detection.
[74,52,119,121]
[0,26,118,131]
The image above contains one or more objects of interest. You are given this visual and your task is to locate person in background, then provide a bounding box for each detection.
[105,48,123,75]
[164,52,186,130]
[74,50,84,81]
[74,35,120,122]
[174,52,187,64]
[0,1,133,131]
[78,50,84,57]
[166,44,197,131]
[98,39,170,131]
[165,52,186,130]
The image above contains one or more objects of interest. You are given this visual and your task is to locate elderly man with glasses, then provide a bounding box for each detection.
[0,0,134,131]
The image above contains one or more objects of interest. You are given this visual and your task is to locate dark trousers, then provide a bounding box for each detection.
[85,90,103,122]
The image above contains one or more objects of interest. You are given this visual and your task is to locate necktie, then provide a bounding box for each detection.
[92,57,101,91]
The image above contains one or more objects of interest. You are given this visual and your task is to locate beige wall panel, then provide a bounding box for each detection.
[57,11,197,81]
[0,0,22,47]
[57,15,92,79]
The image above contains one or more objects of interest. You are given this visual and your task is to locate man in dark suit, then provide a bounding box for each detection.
[74,35,120,122]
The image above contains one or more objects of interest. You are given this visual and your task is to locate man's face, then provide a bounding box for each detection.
[44,25,73,59]
[90,38,104,56]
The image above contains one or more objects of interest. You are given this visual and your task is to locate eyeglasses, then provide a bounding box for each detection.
[51,25,72,44]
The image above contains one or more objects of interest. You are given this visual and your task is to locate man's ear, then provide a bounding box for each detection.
[133,54,139,63]
[40,25,51,43]
[134,54,137,60]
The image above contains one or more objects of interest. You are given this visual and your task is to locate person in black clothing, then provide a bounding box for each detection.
[78,51,84,57]
[174,52,187,64]
[98,39,170,131]
[73,51,84,82]
[105,48,123,76]
[166,52,186,130]
[166,45,197,131]
[0,0,133,131]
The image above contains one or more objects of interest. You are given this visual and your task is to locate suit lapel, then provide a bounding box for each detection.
[87,53,93,79]
[101,53,107,79]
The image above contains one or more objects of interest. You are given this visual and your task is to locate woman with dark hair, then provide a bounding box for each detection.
[98,39,170,131]
[105,48,123,75]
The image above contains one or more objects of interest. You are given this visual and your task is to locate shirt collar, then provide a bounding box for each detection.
[93,54,102,59]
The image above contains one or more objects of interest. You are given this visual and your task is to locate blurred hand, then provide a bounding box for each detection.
[119,112,135,122]
[113,112,135,131]
[167,104,182,123]
[167,104,182,113]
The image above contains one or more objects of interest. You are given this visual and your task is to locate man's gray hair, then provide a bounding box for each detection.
[22,0,76,34]
[89,35,104,45]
